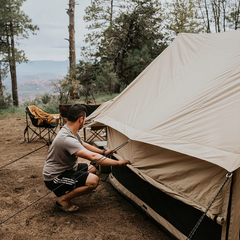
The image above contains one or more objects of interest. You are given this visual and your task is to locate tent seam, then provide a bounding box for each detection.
[98,117,239,156]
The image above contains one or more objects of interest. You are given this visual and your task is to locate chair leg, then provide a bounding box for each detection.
[27,126,50,144]
[84,128,86,142]
[25,113,30,142]
[87,129,106,143]
[24,109,59,144]
[105,127,107,139]
[48,129,50,143]
[51,126,58,141]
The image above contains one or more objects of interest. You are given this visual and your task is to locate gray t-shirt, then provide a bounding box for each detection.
[43,124,84,181]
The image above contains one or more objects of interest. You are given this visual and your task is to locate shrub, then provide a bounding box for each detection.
[0,105,25,119]
[0,91,12,109]
[22,97,42,107]
[41,93,52,104]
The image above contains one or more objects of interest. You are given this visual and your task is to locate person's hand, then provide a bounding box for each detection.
[118,160,130,166]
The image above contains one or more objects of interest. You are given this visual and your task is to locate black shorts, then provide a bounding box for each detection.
[44,163,89,197]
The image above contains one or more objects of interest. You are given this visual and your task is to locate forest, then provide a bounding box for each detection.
[0,0,239,109]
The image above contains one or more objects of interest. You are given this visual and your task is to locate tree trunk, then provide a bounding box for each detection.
[67,0,77,99]
[217,0,221,32]
[68,0,76,71]
[0,61,4,106]
[204,0,211,33]
[114,50,123,93]
[235,1,240,30]
[110,0,113,27]
[6,21,19,107]
[222,0,226,32]
[10,21,18,106]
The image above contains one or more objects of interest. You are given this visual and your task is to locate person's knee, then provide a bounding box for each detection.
[88,164,96,174]
[86,174,99,189]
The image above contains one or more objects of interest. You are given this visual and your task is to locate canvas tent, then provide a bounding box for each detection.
[87,30,240,240]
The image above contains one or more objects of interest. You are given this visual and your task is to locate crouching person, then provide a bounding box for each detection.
[43,104,130,212]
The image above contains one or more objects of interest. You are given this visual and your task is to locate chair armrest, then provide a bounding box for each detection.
[34,116,47,119]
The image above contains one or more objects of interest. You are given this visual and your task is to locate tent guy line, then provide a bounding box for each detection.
[0,139,131,226]
[186,172,233,240]
[0,143,48,170]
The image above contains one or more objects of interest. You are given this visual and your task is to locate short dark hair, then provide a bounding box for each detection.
[67,104,87,122]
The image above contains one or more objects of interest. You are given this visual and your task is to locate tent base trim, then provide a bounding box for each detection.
[110,165,222,240]
[109,172,185,240]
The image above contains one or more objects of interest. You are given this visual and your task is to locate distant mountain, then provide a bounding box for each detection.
[4,60,69,102]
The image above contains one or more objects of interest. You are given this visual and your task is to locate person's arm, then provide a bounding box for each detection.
[74,148,130,167]
[82,141,103,154]
[82,141,115,156]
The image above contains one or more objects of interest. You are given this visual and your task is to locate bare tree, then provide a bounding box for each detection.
[0,61,3,104]
[67,0,77,98]
[67,0,76,72]
[197,0,239,32]
[232,0,240,29]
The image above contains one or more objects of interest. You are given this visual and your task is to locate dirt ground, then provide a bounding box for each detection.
[0,117,174,240]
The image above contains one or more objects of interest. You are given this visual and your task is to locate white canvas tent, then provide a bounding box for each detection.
[87,30,240,240]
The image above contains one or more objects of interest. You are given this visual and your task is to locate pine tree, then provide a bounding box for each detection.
[80,0,168,93]
[163,0,205,38]
[0,0,39,106]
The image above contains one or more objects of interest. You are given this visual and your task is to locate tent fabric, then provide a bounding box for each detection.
[89,31,240,240]
[92,30,240,172]
[107,127,230,225]
[86,99,116,121]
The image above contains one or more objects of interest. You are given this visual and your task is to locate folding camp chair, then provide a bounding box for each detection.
[59,104,106,143]
[81,104,107,143]
[59,104,71,127]
[23,105,60,144]
[83,124,107,143]
[59,104,101,126]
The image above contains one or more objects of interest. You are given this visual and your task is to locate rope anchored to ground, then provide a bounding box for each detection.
[0,139,132,226]
[0,143,48,170]
[186,172,233,240]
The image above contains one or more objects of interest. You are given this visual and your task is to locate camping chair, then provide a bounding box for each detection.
[59,104,106,143]
[59,104,101,126]
[81,104,107,143]
[59,104,71,127]
[83,123,107,143]
[23,105,60,144]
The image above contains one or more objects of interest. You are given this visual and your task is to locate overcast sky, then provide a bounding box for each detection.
[20,0,91,61]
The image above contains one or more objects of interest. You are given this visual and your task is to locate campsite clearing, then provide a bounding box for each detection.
[0,117,174,240]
